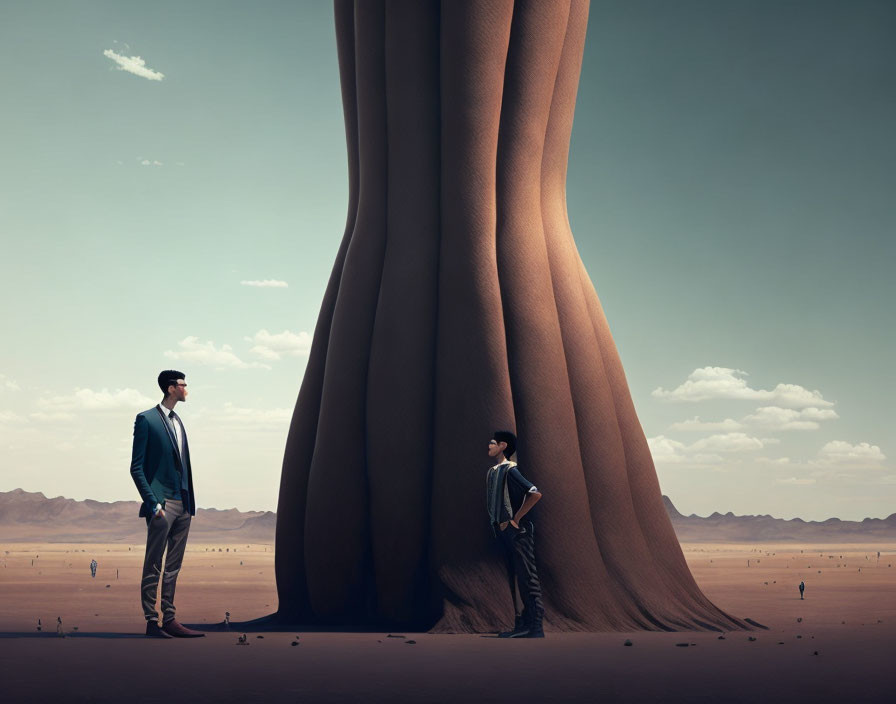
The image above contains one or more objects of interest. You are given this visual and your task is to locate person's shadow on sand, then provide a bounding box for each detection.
[0,632,147,639]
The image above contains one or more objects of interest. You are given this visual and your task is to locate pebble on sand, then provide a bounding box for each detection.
[624,639,633,647]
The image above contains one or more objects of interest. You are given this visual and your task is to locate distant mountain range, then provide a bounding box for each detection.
[662,496,896,542]
[1,488,894,543]
[0,488,276,543]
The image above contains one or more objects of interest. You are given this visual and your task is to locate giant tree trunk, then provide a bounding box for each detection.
[273,0,749,633]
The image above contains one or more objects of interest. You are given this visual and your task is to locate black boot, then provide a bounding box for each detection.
[507,612,538,638]
[498,614,526,638]
[522,620,544,638]
[519,610,544,638]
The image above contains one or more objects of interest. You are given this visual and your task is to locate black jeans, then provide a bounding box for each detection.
[140,499,191,623]
[498,519,544,628]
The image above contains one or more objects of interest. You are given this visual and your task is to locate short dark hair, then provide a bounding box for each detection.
[493,430,517,459]
[157,370,185,396]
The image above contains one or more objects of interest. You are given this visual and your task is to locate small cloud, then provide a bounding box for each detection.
[742,406,839,431]
[647,432,770,466]
[194,402,292,430]
[103,49,165,81]
[652,367,833,409]
[245,329,311,361]
[0,410,26,424]
[671,405,839,434]
[240,279,288,288]
[689,432,768,453]
[32,388,156,420]
[1,374,20,391]
[668,416,743,432]
[800,407,839,421]
[816,441,886,467]
[140,159,163,166]
[757,456,794,466]
[775,477,816,486]
[646,435,723,466]
[164,336,269,370]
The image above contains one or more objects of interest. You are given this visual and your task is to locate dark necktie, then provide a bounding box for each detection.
[168,412,181,455]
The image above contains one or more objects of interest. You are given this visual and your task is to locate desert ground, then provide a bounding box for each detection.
[1,541,893,703]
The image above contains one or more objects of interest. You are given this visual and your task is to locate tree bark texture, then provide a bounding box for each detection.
[273,0,750,633]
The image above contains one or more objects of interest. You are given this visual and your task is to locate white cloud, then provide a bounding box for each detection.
[164,336,269,370]
[775,477,816,486]
[756,441,887,477]
[240,280,289,288]
[1,374,20,391]
[670,405,838,434]
[140,159,163,166]
[652,367,833,409]
[0,410,26,424]
[245,329,311,361]
[800,407,839,421]
[648,432,771,466]
[103,49,164,81]
[668,416,743,432]
[757,456,794,466]
[690,432,768,453]
[816,441,886,467]
[194,403,292,430]
[742,406,839,431]
[36,387,156,414]
[647,435,723,465]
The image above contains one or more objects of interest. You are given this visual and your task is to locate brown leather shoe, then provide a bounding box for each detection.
[145,621,173,638]
[162,619,205,638]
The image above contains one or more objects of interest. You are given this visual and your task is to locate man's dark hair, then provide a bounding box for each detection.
[493,430,517,459]
[158,370,186,396]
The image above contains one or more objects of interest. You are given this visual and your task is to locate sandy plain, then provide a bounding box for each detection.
[0,541,893,703]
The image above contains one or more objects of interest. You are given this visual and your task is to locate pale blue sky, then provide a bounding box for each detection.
[1,1,893,520]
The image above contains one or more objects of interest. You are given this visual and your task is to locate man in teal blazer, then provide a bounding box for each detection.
[130,369,203,638]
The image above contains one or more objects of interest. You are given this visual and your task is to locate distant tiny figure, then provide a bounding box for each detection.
[799,581,805,600]
[90,559,98,578]
[56,617,65,638]
[37,618,41,632]
[224,611,231,629]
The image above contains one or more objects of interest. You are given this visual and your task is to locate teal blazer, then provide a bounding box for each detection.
[129,406,196,517]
